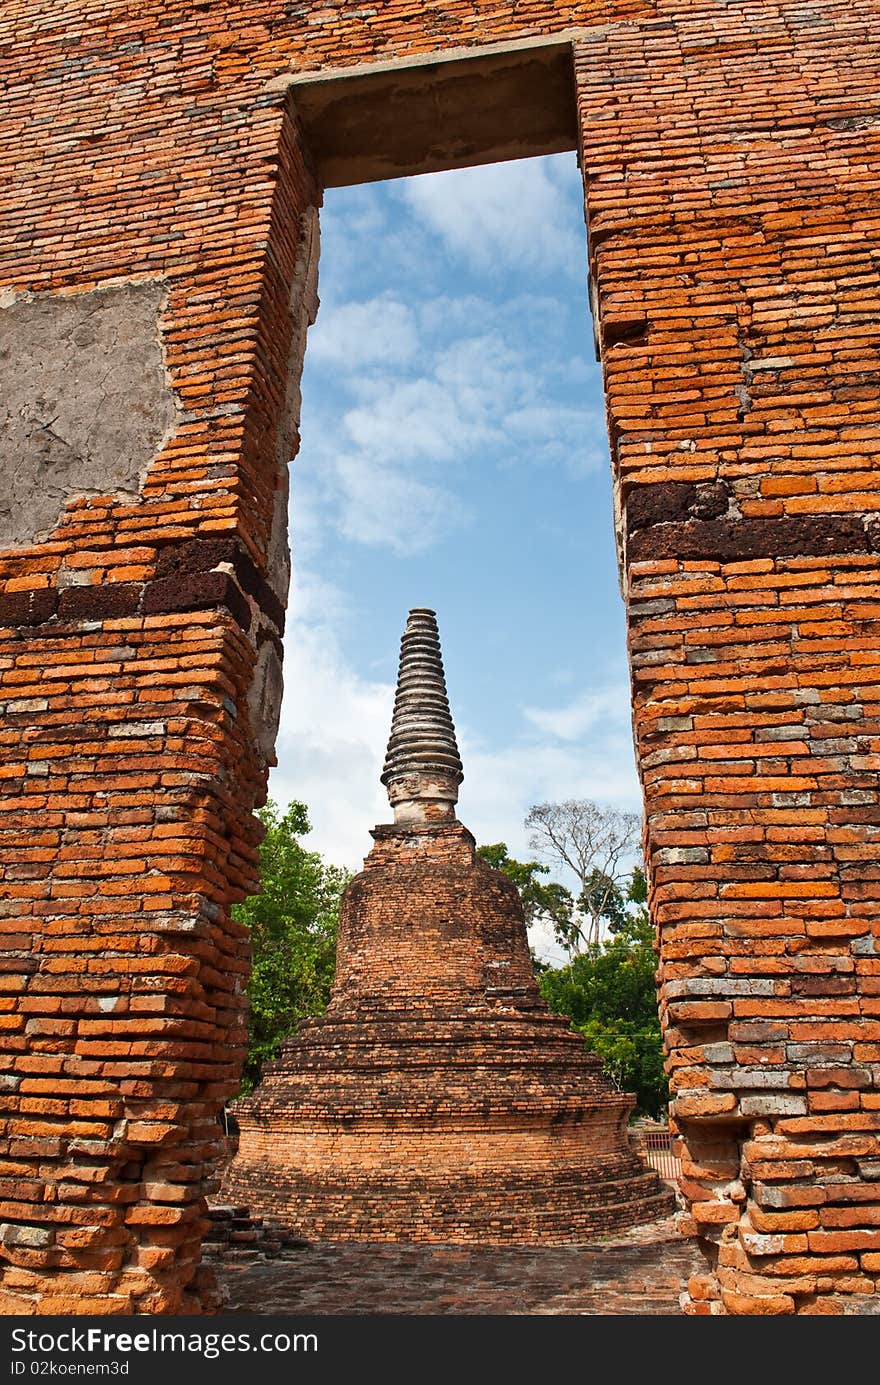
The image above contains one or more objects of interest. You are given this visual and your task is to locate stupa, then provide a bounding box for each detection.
[222,609,674,1242]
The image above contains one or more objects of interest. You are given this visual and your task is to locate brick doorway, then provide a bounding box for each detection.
[3,7,880,1316]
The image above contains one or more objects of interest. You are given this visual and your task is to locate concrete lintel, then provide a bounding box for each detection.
[280,39,582,187]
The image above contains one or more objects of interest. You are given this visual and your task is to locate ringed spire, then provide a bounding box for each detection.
[381,607,463,823]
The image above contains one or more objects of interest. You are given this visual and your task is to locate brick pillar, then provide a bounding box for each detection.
[575,3,880,1314]
[0,90,319,1313]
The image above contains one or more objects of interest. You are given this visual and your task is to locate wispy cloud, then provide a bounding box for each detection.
[505,403,609,476]
[397,155,586,277]
[307,294,419,368]
[300,296,604,557]
[342,371,496,461]
[271,573,393,871]
[459,724,643,862]
[332,455,469,556]
[521,681,635,744]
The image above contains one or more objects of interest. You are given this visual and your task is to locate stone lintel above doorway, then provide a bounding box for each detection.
[279,37,581,186]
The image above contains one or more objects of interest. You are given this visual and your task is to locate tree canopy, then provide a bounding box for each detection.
[232,800,350,1093]
[538,870,669,1118]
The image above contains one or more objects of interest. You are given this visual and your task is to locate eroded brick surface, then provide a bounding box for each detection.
[0,71,321,1314]
[575,7,880,1315]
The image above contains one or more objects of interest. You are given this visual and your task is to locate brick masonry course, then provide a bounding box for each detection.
[1,0,879,1315]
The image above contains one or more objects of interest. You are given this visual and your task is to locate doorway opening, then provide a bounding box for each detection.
[271,150,640,968]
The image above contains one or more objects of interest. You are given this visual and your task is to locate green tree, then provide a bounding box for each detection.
[233,800,350,1093]
[538,872,668,1118]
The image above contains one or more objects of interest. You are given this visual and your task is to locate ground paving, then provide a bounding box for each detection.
[215,1214,700,1316]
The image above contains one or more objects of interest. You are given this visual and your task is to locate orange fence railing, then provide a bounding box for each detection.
[637,1123,682,1185]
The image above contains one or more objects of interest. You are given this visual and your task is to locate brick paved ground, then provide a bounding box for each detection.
[215,1214,700,1316]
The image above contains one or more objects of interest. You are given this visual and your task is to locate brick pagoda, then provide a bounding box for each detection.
[222,609,673,1242]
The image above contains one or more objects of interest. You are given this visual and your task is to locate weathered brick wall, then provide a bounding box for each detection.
[222,822,673,1242]
[1,17,321,1310]
[575,6,880,1313]
[2,0,879,1314]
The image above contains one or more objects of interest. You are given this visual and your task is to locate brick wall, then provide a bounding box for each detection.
[2,0,879,1313]
[575,5,880,1314]
[1,22,321,1308]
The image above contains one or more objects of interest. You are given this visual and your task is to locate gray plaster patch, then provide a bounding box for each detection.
[0,281,179,549]
[267,467,291,599]
[276,206,320,478]
[248,639,285,765]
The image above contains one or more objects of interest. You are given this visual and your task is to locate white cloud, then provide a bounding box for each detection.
[269,575,393,872]
[299,310,606,557]
[521,682,634,744]
[527,919,570,968]
[398,155,585,276]
[308,295,418,368]
[418,292,561,341]
[342,375,492,461]
[432,331,527,398]
[504,402,609,477]
[332,455,469,556]
[458,727,643,866]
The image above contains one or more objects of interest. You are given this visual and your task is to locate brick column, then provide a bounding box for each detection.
[575,2,880,1314]
[0,81,319,1312]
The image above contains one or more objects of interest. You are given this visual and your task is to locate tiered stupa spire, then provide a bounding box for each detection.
[221,608,672,1244]
[381,608,463,823]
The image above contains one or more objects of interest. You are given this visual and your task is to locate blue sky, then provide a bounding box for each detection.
[268,153,642,954]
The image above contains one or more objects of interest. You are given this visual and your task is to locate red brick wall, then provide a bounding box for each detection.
[575,6,880,1314]
[1,29,321,1308]
[2,0,879,1314]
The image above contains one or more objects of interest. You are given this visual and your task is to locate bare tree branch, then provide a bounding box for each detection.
[525,799,641,951]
